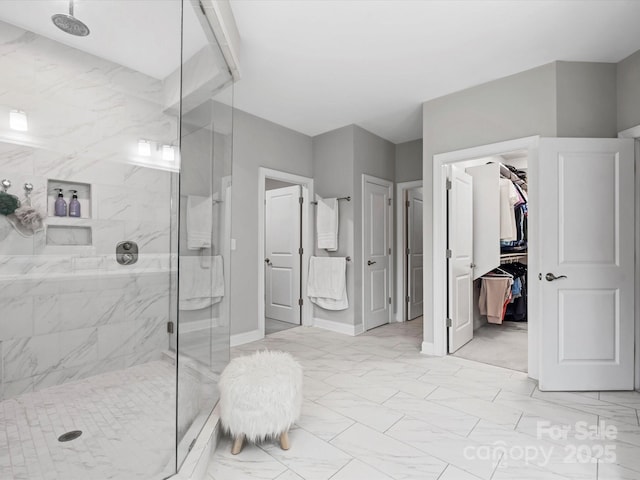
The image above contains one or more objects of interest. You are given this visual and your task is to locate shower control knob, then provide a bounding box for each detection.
[116,241,139,266]
[122,253,134,264]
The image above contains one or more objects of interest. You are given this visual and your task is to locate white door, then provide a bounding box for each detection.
[265,185,301,325]
[407,187,423,320]
[466,163,500,279]
[539,138,635,391]
[448,165,474,353]
[363,175,392,330]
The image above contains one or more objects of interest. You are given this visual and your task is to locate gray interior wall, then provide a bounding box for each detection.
[353,126,396,328]
[395,139,423,182]
[311,126,356,325]
[265,179,296,190]
[422,62,558,344]
[556,61,617,138]
[230,109,313,336]
[617,49,640,132]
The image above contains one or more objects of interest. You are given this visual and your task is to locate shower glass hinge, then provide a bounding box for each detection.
[446,318,452,327]
[298,298,303,306]
[298,247,303,254]
[167,321,174,334]
[446,249,452,258]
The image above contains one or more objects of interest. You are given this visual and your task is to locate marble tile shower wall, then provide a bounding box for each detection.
[0,22,178,399]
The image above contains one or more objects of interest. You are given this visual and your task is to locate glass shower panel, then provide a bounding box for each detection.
[0,2,182,479]
[176,0,233,467]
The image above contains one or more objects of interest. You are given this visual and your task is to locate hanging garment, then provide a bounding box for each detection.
[479,276,513,324]
[499,178,519,241]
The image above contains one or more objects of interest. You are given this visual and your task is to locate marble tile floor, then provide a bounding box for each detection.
[207,319,640,480]
[0,360,176,480]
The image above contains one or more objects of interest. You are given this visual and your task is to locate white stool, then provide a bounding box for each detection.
[219,350,303,454]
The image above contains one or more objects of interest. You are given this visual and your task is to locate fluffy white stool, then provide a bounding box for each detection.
[219,350,303,455]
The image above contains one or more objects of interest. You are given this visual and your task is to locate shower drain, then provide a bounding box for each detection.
[58,430,82,442]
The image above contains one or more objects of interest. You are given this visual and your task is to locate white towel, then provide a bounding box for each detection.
[179,255,224,310]
[316,196,338,251]
[187,195,212,250]
[307,256,348,311]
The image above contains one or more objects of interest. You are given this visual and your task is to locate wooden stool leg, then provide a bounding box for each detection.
[279,431,290,450]
[231,434,245,455]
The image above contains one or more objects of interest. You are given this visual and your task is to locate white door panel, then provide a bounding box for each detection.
[266,185,301,324]
[407,188,424,319]
[539,138,634,391]
[466,163,500,279]
[448,166,474,353]
[364,176,392,330]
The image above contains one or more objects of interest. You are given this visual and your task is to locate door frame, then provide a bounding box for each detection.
[430,136,541,378]
[361,174,394,330]
[619,124,640,390]
[395,180,423,322]
[258,167,314,338]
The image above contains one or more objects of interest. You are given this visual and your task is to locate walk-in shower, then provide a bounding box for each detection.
[0,1,233,478]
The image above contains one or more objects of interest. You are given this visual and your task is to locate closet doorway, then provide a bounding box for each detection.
[447,153,530,372]
[396,181,423,322]
[257,168,314,338]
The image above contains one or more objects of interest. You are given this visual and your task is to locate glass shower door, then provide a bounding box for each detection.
[176,0,234,468]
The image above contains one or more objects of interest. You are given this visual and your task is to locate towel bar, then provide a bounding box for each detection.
[311,196,350,205]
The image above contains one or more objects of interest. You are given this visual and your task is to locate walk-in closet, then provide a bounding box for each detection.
[447,152,529,372]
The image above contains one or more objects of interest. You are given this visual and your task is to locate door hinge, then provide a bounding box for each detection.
[388,297,392,305]
[299,196,303,204]
[446,318,452,327]
[406,200,410,207]
[167,321,174,334]
[298,298,303,306]
[388,198,392,206]
[446,249,452,258]
[388,247,391,255]
[406,296,410,303]
[407,248,410,255]
[446,179,452,190]
[298,247,303,254]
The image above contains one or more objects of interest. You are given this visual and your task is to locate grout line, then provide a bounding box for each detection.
[383,414,405,434]
[513,412,524,431]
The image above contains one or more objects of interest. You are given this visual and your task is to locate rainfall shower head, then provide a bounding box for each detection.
[52,1,90,37]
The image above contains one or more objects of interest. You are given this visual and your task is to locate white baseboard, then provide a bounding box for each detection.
[421,341,437,355]
[230,328,263,347]
[313,317,360,336]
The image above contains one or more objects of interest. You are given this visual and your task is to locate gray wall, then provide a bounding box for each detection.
[395,139,423,183]
[422,62,558,343]
[617,49,640,132]
[230,109,313,336]
[312,126,356,325]
[353,126,396,328]
[556,61,617,138]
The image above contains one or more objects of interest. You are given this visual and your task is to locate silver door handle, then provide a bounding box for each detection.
[367,260,376,266]
[265,258,272,266]
[545,273,567,281]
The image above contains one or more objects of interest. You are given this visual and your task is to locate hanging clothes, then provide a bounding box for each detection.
[479,275,513,324]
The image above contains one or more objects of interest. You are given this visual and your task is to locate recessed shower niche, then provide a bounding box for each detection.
[46,179,93,246]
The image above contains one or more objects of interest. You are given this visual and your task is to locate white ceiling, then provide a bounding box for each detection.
[2,1,640,144]
[229,0,640,143]
[0,0,208,80]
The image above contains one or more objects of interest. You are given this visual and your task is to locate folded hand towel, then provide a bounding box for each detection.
[316,196,338,251]
[307,256,348,311]
[187,195,212,250]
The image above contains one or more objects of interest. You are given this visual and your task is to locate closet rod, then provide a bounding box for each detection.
[311,196,351,205]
